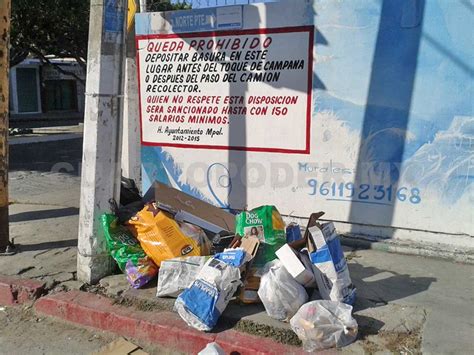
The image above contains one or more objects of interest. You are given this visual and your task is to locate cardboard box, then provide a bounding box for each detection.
[229,235,260,273]
[239,235,260,261]
[276,244,315,287]
[144,181,235,233]
[288,211,325,251]
[233,236,261,303]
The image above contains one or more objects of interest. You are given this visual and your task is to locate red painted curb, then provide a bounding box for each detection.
[35,290,307,354]
[0,275,45,306]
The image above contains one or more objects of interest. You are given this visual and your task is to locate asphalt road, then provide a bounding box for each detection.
[10,118,83,129]
[9,138,83,176]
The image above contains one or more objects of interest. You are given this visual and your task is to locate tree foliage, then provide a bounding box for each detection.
[148,1,191,12]
[10,0,192,82]
[11,1,89,70]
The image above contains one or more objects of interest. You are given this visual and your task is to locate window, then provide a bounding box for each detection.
[43,80,78,112]
[16,68,40,113]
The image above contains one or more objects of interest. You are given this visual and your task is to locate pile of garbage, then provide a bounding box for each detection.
[101,179,358,351]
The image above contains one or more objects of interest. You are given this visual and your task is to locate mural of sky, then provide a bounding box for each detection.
[140,0,473,236]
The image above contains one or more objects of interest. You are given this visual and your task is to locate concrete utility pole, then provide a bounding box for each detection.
[121,0,141,186]
[0,0,15,256]
[77,0,127,283]
[139,0,147,12]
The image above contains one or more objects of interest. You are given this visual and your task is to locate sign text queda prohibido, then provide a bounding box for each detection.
[137,26,314,153]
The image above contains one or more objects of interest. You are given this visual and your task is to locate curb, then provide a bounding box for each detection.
[35,290,310,355]
[0,275,45,306]
[340,235,474,264]
[9,133,83,145]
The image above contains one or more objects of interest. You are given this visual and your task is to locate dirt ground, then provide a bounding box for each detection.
[0,304,115,355]
[0,305,183,355]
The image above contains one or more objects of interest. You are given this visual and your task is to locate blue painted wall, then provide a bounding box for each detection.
[138,0,473,242]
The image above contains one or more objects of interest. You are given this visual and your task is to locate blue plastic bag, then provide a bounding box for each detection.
[175,257,242,331]
[213,248,247,267]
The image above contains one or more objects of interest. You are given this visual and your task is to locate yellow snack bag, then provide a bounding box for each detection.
[128,203,210,266]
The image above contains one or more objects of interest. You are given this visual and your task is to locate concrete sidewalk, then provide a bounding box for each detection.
[3,171,81,289]
[9,124,83,145]
[2,170,474,354]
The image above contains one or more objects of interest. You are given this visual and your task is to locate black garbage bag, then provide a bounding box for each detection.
[109,177,145,224]
[120,176,142,205]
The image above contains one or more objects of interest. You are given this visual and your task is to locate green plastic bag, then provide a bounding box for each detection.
[101,214,158,288]
[101,214,146,271]
[235,205,286,268]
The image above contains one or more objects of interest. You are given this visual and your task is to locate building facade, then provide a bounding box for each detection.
[137,0,473,255]
[9,58,85,119]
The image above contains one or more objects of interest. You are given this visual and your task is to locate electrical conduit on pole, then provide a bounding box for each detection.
[121,0,141,187]
[77,0,127,283]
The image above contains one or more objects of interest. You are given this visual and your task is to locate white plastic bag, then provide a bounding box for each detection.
[156,256,210,297]
[198,342,225,355]
[290,300,358,351]
[258,260,308,322]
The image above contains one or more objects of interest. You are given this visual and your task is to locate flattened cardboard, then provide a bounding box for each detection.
[305,213,326,254]
[229,235,260,272]
[289,211,325,251]
[144,181,235,233]
[239,236,260,261]
[234,236,261,303]
[93,337,148,355]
